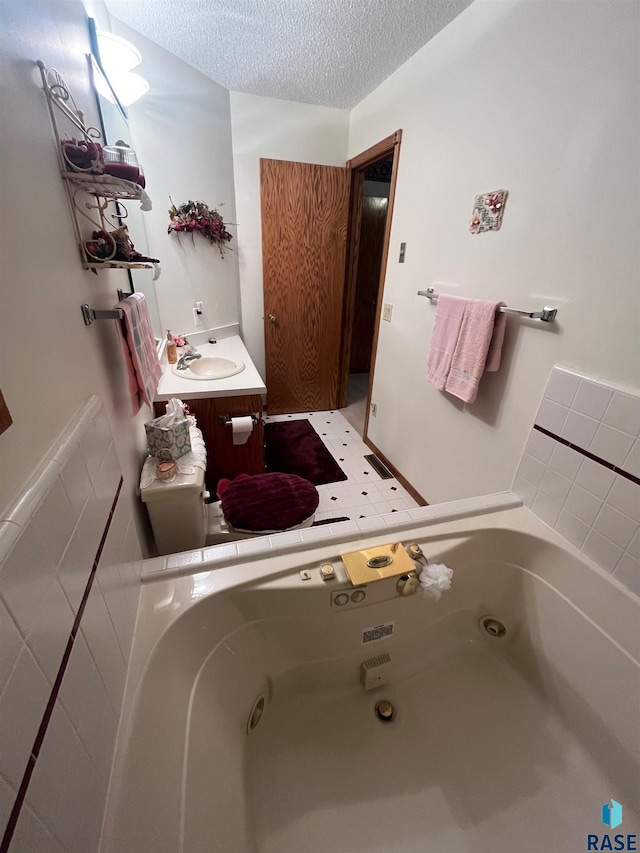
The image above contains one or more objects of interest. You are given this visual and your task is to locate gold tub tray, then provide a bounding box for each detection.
[340,542,415,587]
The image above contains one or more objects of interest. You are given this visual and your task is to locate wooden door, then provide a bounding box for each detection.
[261,158,350,414]
[349,196,388,373]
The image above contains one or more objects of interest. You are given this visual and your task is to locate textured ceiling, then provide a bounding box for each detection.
[104,0,474,109]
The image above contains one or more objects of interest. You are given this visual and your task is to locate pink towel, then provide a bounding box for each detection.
[116,293,162,414]
[485,305,506,372]
[444,300,505,403]
[426,295,467,390]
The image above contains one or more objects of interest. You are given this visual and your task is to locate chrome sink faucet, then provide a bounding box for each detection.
[176,336,202,369]
[181,336,199,356]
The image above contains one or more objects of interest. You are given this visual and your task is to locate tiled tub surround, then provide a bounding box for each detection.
[142,491,522,582]
[0,397,143,852]
[514,366,640,595]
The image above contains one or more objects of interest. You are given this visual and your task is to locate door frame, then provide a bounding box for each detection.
[338,130,402,441]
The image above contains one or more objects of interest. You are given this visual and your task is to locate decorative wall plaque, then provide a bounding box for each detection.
[469,189,508,234]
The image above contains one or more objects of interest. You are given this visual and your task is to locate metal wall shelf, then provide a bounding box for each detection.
[36,59,158,275]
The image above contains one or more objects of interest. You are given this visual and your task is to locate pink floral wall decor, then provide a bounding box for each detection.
[469,189,508,234]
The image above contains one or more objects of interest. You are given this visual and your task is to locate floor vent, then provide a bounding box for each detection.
[364,453,393,480]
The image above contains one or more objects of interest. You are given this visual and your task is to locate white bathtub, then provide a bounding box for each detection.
[103,506,640,853]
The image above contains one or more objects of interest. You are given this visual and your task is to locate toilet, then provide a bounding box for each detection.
[141,438,320,555]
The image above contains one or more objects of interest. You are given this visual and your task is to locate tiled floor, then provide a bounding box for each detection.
[264,409,418,521]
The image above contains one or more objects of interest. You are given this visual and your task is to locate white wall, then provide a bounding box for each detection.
[112,20,241,339]
[0,0,152,541]
[230,91,350,376]
[0,2,150,845]
[348,0,640,503]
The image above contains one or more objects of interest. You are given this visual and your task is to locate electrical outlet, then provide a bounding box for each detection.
[382,304,393,322]
[370,402,377,417]
[193,307,202,325]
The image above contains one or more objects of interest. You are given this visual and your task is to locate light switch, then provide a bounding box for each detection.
[383,304,393,322]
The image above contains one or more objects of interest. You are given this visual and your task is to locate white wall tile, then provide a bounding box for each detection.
[166,549,204,570]
[627,530,640,562]
[32,476,76,569]
[12,805,66,853]
[544,367,581,407]
[513,475,537,509]
[79,421,111,485]
[561,410,599,449]
[564,485,602,526]
[0,396,139,852]
[525,430,556,464]
[57,633,94,732]
[96,503,136,660]
[201,542,239,564]
[572,380,612,421]
[0,646,50,788]
[57,490,106,616]
[613,553,640,596]
[0,771,16,839]
[518,454,546,487]
[515,368,640,596]
[26,579,75,685]
[539,468,572,504]
[0,598,23,695]
[93,443,121,507]
[59,442,92,523]
[26,700,80,832]
[603,392,640,436]
[532,490,563,527]
[607,476,640,521]
[589,424,635,468]
[53,734,105,853]
[582,530,623,574]
[593,504,637,551]
[548,444,582,480]
[535,398,568,433]
[0,521,57,637]
[574,458,615,499]
[554,509,590,550]
[80,586,127,716]
[384,510,413,526]
[623,439,640,477]
[76,662,111,771]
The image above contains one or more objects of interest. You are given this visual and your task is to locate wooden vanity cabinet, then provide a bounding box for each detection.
[154,395,264,493]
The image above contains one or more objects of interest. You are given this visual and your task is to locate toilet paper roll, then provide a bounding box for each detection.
[231,415,254,445]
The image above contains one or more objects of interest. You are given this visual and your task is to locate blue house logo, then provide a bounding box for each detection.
[588,798,636,850]
[602,800,623,830]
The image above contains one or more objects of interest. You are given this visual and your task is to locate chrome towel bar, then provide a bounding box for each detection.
[81,304,124,325]
[417,288,558,322]
[81,290,131,325]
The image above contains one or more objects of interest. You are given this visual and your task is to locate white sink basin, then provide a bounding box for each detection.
[172,356,245,381]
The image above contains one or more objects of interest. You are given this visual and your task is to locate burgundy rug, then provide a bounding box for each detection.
[264,419,348,486]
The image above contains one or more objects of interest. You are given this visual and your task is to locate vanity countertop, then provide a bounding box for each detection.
[154,335,267,401]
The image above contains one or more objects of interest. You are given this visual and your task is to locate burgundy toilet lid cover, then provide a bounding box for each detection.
[220,473,319,532]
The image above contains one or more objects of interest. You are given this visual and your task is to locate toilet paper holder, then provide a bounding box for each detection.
[219,413,261,426]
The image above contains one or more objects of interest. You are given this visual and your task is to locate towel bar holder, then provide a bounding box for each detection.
[219,413,261,426]
[81,304,124,326]
[417,288,558,323]
[81,290,132,325]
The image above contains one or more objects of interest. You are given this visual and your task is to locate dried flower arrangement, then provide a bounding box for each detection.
[167,199,234,257]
